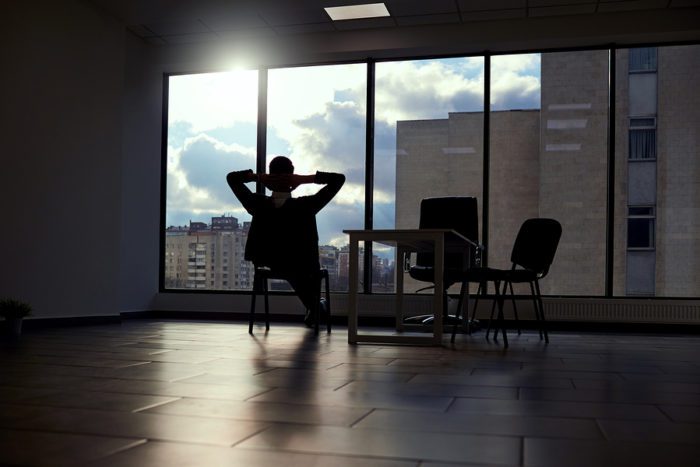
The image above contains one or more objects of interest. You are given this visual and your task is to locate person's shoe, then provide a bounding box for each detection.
[319,298,329,321]
[303,310,315,328]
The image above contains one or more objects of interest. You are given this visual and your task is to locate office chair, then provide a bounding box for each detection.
[404,197,481,329]
[453,218,562,347]
[249,267,331,335]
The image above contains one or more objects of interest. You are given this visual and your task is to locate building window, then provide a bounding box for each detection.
[628,207,655,249]
[629,118,656,160]
[629,47,657,72]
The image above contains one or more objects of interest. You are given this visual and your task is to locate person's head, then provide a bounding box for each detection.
[269,156,294,175]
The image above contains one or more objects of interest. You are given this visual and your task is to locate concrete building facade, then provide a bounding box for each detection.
[396,46,700,297]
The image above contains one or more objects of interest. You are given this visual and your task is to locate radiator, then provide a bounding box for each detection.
[330,293,700,324]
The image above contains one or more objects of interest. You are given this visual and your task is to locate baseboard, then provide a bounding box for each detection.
[21,315,121,330]
[12,312,698,335]
[122,311,700,334]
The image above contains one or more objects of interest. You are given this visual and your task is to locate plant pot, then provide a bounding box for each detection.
[4,317,23,338]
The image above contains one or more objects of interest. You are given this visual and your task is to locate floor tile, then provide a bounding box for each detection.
[356,409,603,439]
[90,440,418,467]
[598,419,700,444]
[0,428,145,466]
[524,437,700,467]
[142,397,371,426]
[449,398,668,421]
[22,390,180,412]
[238,424,521,465]
[12,407,269,446]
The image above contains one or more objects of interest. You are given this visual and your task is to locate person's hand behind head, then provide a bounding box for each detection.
[259,174,294,192]
[259,173,312,192]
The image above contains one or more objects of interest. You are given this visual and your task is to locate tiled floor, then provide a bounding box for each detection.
[1,320,699,466]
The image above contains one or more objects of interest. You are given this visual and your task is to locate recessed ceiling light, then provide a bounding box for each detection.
[324,3,390,21]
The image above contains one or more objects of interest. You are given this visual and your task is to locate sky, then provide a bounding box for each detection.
[165,54,541,250]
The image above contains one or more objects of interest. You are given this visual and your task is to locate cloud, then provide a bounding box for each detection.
[491,54,541,110]
[165,129,257,226]
[375,59,485,124]
[168,70,259,132]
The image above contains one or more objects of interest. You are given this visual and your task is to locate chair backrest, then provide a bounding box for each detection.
[510,218,562,277]
[416,197,479,269]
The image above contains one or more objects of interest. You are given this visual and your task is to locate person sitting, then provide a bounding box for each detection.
[226,156,345,327]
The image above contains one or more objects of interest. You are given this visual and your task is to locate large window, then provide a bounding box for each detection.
[164,70,258,290]
[490,51,609,296]
[267,64,366,292]
[615,44,700,297]
[374,57,485,294]
[162,44,700,298]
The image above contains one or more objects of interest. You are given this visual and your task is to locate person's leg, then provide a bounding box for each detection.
[283,270,318,313]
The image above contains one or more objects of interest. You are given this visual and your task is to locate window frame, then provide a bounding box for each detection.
[159,41,700,299]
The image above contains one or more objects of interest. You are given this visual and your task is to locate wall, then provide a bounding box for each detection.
[0,0,125,318]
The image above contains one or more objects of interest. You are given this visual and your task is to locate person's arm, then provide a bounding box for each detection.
[307,171,346,213]
[259,173,315,192]
[226,169,258,214]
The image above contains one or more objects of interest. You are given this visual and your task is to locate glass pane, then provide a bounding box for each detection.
[164,70,258,291]
[375,57,485,294]
[616,44,700,296]
[629,47,657,72]
[629,129,656,159]
[267,63,367,292]
[628,218,654,248]
[491,51,609,296]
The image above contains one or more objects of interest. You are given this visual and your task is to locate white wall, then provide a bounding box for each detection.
[0,0,125,318]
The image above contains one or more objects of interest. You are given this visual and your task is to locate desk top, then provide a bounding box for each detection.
[343,229,478,250]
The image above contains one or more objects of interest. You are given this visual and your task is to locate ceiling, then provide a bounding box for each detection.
[89,0,700,46]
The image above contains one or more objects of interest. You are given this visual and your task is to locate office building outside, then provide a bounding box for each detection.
[396,46,700,297]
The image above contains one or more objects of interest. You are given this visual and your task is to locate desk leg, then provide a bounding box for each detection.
[396,246,405,332]
[433,235,444,345]
[348,238,359,344]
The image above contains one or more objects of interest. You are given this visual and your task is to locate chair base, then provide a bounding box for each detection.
[404,315,481,333]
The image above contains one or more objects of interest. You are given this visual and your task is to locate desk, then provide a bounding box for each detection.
[343,229,475,345]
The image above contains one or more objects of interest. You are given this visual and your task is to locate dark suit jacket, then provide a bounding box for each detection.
[226,170,345,273]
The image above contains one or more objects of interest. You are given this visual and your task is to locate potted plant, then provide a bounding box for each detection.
[0,298,32,338]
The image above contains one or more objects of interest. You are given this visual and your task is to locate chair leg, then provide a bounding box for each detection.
[314,297,320,336]
[249,272,259,334]
[323,271,332,334]
[470,281,484,325]
[262,272,270,331]
[529,281,543,340]
[534,280,548,343]
[495,280,508,348]
[485,282,499,341]
[508,281,521,335]
[452,280,468,343]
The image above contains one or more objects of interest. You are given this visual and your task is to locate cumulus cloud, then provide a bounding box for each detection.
[491,54,541,110]
[165,127,257,226]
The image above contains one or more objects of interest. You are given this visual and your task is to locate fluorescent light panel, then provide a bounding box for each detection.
[325,3,390,21]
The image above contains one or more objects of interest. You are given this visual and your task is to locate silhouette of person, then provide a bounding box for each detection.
[227,156,345,326]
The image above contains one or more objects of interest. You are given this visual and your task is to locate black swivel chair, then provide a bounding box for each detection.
[249,267,331,336]
[404,197,481,328]
[453,218,562,347]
